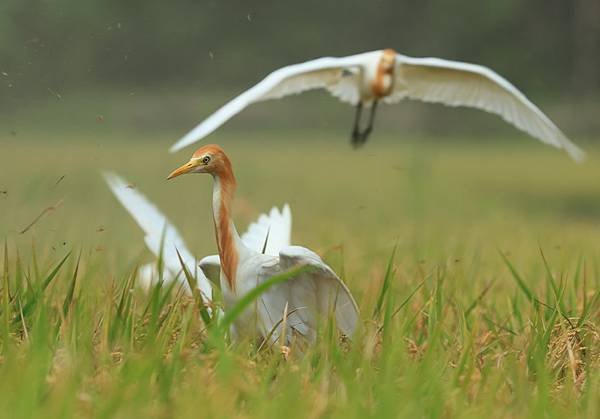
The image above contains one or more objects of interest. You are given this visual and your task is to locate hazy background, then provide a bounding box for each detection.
[2,0,600,138]
[6,0,600,90]
[1,0,599,272]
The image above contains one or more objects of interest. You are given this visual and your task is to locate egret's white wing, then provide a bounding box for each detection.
[390,54,584,161]
[199,254,221,285]
[136,263,189,292]
[326,67,362,105]
[103,172,212,298]
[255,246,359,344]
[241,204,292,255]
[137,263,159,291]
[170,54,369,152]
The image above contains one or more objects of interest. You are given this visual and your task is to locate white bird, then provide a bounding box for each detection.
[166,145,359,344]
[170,48,584,161]
[103,172,292,304]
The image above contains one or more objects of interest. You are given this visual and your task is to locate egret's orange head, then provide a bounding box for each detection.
[167,144,233,180]
[380,48,396,73]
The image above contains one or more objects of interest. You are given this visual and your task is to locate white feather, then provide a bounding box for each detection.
[198,254,221,285]
[391,54,585,161]
[169,54,369,152]
[240,204,292,255]
[232,245,359,344]
[103,172,212,298]
[169,49,583,161]
[104,172,294,297]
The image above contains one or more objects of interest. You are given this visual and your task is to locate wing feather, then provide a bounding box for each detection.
[198,254,221,285]
[326,68,362,105]
[241,204,292,255]
[391,54,584,161]
[278,246,359,338]
[170,55,367,152]
[103,172,212,298]
[254,245,359,344]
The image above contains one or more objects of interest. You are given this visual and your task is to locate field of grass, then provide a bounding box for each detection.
[1,126,599,417]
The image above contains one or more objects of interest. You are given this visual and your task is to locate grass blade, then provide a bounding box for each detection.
[15,251,71,324]
[62,252,81,317]
[390,280,425,320]
[373,244,397,319]
[2,241,10,336]
[499,250,534,303]
[175,248,212,327]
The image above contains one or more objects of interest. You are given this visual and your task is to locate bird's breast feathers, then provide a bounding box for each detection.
[372,73,394,98]
[360,50,395,100]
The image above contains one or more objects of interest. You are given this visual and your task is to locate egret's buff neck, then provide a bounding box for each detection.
[372,48,396,97]
[192,145,240,290]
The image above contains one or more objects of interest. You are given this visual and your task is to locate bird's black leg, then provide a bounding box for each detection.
[353,100,378,148]
[351,102,364,147]
[362,100,378,142]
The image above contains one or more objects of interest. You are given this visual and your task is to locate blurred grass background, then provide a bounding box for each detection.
[2,128,599,294]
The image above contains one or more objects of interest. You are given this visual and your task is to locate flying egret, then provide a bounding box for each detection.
[103,172,292,304]
[166,145,359,344]
[170,49,584,161]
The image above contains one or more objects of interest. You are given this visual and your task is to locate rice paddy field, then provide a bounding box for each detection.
[1,98,599,418]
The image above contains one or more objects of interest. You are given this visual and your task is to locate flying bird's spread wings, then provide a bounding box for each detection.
[256,246,359,343]
[170,49,582,160]
[170,55,366,152]
[390,54,584,161]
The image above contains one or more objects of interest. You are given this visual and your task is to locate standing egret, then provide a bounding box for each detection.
[103,172,292,303]
[170,49,584,161]
[166,145,359,344]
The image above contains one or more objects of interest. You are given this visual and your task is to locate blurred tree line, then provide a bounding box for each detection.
[1,0,599,100]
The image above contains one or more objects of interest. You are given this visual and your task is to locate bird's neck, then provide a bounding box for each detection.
[371,50,395,97]
[211,169,244,291]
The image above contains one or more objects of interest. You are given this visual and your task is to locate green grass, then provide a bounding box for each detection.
[1,128,599,418]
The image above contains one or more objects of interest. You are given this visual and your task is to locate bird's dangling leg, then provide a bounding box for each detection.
[351,101,378,148]
[362,100,378,142]
[351,102,364,148]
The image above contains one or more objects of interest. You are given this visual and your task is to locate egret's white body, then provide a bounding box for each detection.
[167,145,359,344]
[170,49,584,161]
[103,172,292,304]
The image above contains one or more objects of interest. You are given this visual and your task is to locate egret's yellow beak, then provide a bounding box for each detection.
[167,160,198,180]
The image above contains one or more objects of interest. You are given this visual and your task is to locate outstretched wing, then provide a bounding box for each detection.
[241,204,292,255]
[390,54,584,161]
[256,246,359,344]
[103,172,212,298]
[170,53,371,152]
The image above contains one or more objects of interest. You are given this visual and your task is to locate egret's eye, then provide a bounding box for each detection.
[202,156,211,165]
